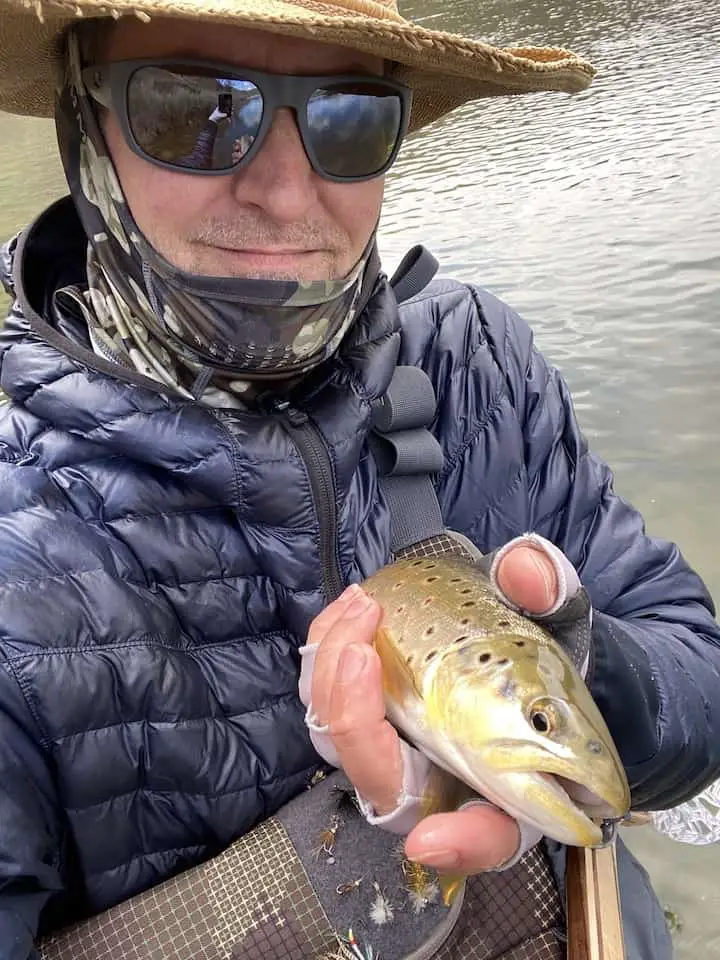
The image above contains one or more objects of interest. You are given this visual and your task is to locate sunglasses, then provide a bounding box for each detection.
[82,58,413,183]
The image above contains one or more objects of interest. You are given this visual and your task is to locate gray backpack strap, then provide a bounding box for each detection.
[389,245,438,304]
[371,366,446,552]
[376,246,445,552]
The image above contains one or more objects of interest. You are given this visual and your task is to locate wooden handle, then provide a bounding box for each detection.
[566,842,625,960]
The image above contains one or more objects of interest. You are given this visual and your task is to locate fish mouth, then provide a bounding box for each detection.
[520,772,615,847]
[467,747,630,847]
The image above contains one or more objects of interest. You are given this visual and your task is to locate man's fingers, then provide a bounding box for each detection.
[405,805,521,874]
[310,587,381,726]
[306,583,366,647]
[495,545,558,615]
[306,589,405,816]
[328,643,404,816]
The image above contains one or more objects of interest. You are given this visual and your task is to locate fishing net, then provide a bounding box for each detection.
[651,780,720,845]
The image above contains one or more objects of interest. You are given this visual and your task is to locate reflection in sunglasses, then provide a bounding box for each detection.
[119,63,407,179]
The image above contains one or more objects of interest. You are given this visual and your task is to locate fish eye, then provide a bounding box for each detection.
[530,710,553,734]
[527,697,564,736]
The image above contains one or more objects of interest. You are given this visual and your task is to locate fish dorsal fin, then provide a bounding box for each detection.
[374,623,420,705]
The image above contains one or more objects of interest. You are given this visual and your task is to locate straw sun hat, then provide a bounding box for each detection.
[0,0,595,132]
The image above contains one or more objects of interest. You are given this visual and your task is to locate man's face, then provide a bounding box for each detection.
[102,18,386,280]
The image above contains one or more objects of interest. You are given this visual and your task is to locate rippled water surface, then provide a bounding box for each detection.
[1,0,720,953]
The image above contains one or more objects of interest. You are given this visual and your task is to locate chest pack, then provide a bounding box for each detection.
[38,249,567,960]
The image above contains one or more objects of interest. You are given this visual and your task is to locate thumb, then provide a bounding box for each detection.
[495,545,558,615]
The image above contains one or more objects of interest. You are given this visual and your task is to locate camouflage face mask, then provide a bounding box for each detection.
[53,29,378,403]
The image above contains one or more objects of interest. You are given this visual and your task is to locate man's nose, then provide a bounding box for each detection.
[230,108,321,222]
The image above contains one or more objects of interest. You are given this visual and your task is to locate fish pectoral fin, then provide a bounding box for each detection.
[419,768,476,908]
[375,624,421,703]
[438,872,465,907]
[420,767,472,908]
[421,765,477,819]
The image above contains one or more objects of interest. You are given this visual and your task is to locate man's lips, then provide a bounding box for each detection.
[218,247,314,256]
[206,245,323,274]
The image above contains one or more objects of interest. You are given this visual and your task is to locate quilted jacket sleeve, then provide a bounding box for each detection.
[487,290,720,811]
[0,666,63,960]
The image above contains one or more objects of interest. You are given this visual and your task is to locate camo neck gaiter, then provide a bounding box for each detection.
[52,29,378,406]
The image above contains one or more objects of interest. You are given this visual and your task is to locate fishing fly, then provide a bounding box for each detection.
[332,785,361,816]
[336,877,364,895]
[315,813,343,860]
[340,928,378,960]
[369,880,395,926]
[401,858,440,915]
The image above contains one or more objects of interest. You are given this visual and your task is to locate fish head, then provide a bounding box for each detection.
[421,628,630,846]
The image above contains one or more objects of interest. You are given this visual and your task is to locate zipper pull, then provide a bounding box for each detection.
[273,398,309,427]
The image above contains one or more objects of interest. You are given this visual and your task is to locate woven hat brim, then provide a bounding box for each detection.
[0,0,596,132]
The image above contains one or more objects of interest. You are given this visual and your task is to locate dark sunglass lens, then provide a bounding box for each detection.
[306,83,403,179]
[126,67,263,170]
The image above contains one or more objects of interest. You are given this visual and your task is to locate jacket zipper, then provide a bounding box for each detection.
[272,399,345,603]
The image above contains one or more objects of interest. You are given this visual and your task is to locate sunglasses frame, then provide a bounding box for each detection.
[81,57,413,183]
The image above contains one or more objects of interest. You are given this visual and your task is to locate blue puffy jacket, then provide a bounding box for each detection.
[1,197,719,958]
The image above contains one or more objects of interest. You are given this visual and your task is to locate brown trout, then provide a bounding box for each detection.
[361,554,630,850]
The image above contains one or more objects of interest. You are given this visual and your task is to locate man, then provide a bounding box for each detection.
[0,1,718,958]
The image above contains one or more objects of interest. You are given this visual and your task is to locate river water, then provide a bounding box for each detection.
[1,0,719,953]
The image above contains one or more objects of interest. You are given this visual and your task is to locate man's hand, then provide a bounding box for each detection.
[302,542,561,873]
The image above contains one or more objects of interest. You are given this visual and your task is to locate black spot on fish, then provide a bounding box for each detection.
[411,560,423,567]
[422,597,434,606]
[460,588,472,595]
[497,619,511,628]
[460,618,471,626]
[514,640,525,647]
[449,578,462,584]
[453,635,469,644]
[497,658,510,666]
[426,576,440,583]
[461,601,476,609]
[424,649,438,663]
[393,581,405,590]
[588,740,603,754]
[396,606,405,615]
[424,626,435,637]
[478,653,492,664]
